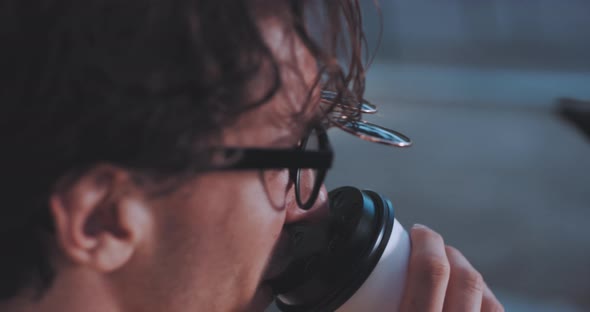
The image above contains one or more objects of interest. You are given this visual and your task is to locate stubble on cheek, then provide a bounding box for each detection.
[160,175,286,309]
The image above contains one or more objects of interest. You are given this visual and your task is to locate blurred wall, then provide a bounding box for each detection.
[362,0,590,71]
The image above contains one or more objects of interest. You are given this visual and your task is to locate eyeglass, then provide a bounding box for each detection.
[205,125,332,210]
[202,90,412,210]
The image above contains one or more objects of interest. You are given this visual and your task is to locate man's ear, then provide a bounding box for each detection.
[50,165,153,272]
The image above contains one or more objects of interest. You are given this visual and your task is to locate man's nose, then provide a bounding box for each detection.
[284,185,330,224]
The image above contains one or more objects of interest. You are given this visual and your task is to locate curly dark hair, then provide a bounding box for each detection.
[0,0,371,300]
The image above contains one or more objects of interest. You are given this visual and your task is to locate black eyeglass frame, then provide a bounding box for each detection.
[205,125,332,210]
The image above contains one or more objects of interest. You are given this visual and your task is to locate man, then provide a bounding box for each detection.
[0,0,503,311]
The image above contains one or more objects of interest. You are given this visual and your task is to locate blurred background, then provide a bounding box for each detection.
[324,1,590,311]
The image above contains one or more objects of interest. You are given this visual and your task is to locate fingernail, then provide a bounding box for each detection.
[412,223,431,230]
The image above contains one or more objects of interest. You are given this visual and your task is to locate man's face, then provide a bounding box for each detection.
[118,17,327,312]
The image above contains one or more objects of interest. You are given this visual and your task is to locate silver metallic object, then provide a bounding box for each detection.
[321,90,378,114]
[320,90,412,147]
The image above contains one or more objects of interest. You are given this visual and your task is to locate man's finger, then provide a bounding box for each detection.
[442,246,484,312]
[400,224,450,312]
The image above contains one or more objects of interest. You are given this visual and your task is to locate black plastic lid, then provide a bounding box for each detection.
[272,186,395,312]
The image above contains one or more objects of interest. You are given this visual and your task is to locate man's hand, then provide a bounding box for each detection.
[399,224,504,312]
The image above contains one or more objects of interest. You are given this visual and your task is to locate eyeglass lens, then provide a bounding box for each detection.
[296,128,321,208]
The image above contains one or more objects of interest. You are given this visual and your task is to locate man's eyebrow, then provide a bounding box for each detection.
[269,135,299,148]
[268,125,306,147]
[268,117,321,148]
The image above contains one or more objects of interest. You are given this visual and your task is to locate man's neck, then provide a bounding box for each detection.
[0,269,121,312]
